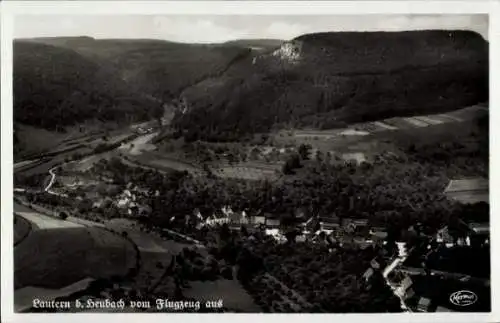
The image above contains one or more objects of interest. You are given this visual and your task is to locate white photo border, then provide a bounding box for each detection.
[1,1,499,323]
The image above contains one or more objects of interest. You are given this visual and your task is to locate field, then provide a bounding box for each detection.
[271,104,488,161]
[106,219,192,293]
[119,132,159,155]
[14,214,31,246]
[14,121,119,161]
[125,152,204,176]
[213,162,282,181]
[15,127,139,180]
[444,178,489,204]
[16,209,85,230]
[183,279,261,312]
[14,218,136,290]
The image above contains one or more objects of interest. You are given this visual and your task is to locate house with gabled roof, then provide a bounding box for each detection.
[319,216,340,231]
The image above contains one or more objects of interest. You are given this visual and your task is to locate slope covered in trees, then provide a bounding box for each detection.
[173,30,489,141]
[24,37,255,101]
[14,37,255,156]
[14,41,163,130]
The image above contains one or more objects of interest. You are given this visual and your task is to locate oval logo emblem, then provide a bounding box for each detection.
[449,290,478,307]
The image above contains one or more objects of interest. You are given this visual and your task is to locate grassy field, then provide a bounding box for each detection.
[271,104,487,160]
[14,214,31,246]
[444,178,489,204]
[126,152,204,176]
[213,162,282,181]
[106,219,192,293]
[14,225,136,290]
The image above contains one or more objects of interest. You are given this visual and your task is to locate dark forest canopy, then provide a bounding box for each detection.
[13,41,163,130]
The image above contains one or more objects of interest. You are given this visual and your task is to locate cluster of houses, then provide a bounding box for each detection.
[113,183,154,216]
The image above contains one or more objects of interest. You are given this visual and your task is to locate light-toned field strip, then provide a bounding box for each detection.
[425,115,453,123]
[14,160,36,170]
[447,192,489,204]
[437,114,463,122]
[403,117,431,127]
[216,167,277,180]
[372,121,399,131]
[294,133,335,138]
[136,242,168,253]
[120,132,158,155]
[413,116,444,125]
[339,129,370,136]
[342,152,366,163]
[15,277,95,312]
[70,217,106,228]
[17,211,85,230]
[446,178,489,191]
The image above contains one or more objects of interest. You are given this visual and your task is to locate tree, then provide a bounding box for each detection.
[298,144,311,160]
[282,153,302,174]
[59,211,68,220]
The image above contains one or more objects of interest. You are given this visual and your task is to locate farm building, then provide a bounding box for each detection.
[319,216,340,231]
[265,216,281,229]
[444,178,489,204]
[370,227,388,244]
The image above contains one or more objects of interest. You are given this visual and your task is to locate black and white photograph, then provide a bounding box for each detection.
[0,1,497,322]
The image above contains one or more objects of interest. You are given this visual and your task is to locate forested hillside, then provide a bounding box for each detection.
[23,37,255,101]
[173,30,489,142]
[14,41,162,130]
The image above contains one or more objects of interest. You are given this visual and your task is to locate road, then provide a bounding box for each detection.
[382,254,412,312]
[44,166,58,192]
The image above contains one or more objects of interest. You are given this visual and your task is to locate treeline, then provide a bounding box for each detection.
[173,30,488,141]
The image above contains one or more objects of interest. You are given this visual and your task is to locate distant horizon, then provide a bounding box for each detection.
[14,15,488,43]
[14,28,489,45]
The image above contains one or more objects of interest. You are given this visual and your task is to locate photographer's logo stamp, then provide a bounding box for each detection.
[449,290,478,307]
